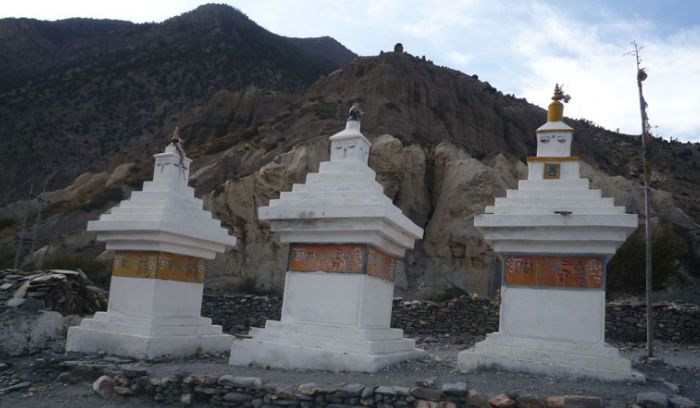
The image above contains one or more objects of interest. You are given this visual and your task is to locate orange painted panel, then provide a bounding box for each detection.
[289,244,366,273]
[288,244,396,282]
[366,247,396,282]
[504,255,604,289]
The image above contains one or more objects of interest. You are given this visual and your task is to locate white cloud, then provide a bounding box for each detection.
[447,51,473,68]
[512,5,700,141]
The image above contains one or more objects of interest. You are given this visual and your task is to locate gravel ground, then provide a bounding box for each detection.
[0,337,698,408]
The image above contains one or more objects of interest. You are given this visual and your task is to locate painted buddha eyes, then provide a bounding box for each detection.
[539,136,567,144]
[335,144,356,149]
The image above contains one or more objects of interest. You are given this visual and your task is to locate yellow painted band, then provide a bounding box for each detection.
[527,156,580,162]
[112,251,205,283]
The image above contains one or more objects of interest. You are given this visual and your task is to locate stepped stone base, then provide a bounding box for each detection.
[230,320,424,373]
[66,312,233,359]
[457,332,644,382]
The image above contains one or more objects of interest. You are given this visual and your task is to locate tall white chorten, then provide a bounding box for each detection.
[229,105,425,373]
[457,85,643,382]
[66,133,237,359]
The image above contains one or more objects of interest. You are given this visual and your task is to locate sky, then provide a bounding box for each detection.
[3,1,699,142]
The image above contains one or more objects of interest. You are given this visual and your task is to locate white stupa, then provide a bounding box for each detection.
[66,131,237,359]
[457,85,643,382]
[229,104,425,372]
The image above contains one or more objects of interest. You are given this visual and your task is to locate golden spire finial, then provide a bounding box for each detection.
[547,83,570,122]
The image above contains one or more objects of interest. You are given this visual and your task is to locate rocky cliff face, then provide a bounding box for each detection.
[1,16,699,298]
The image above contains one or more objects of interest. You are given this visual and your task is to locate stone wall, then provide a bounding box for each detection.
[606,302,700,343]
[92,370,609,408]
[201,295,700,343]
[202,295,281,334]
[390,297,499,335]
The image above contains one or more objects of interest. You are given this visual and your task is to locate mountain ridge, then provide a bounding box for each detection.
[0,4,356,202]
[0,7,698,298]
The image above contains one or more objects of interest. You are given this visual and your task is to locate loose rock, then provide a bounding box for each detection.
[637,392,669,408]
[223,392,254,402]
[410,387,442,402]
[668,396,698,408]
[92,375,115,399]
[440,382,468,397]
[489,393,516,408]
[517,394,544,408]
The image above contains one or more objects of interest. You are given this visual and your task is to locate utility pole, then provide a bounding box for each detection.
[13,184,33,270]
[629,41,654,359]
[27,186,45,266]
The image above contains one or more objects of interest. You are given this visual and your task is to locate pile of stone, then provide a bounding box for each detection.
[202,294,281,333]
[0,362,32,395]
[0,268,107,315]
[391,296,499,336]
[199,294,700,344]
[606,301,700,343]
[89,369,637,408]
[635,392,698,408]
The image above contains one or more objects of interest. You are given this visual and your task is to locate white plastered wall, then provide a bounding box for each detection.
[281,271,394,328]
[107,276,204,318]
[499,285,605,344]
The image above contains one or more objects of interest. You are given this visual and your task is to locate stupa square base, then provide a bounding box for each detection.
[457,333,644,382]
[66,312,233,359]
[229,320,425,373]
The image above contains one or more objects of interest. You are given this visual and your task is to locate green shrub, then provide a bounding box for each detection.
[0,216,16,230]
[607,223,688,293]
[426,285,468,302]
[0,252,15,269]
[78,187,124,212]
[316,101,338,120]
[236,276,276,296]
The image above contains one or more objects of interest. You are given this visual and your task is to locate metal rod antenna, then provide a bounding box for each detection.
[631,41,654,359]
[27,186,45,265]
[13,184,33,270]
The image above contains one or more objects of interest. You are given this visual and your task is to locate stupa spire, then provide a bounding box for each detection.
[330,103,370,163]
[171,126,182,145]
[547,83,571,122]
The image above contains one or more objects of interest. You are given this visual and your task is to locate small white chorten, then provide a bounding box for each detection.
[457,85,643,382]
[66,132,237,359]
[229,105,425,372]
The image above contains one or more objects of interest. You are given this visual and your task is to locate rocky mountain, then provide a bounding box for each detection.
[181,53,700,297]
[1,10,699,299]
[0,4,355,203]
